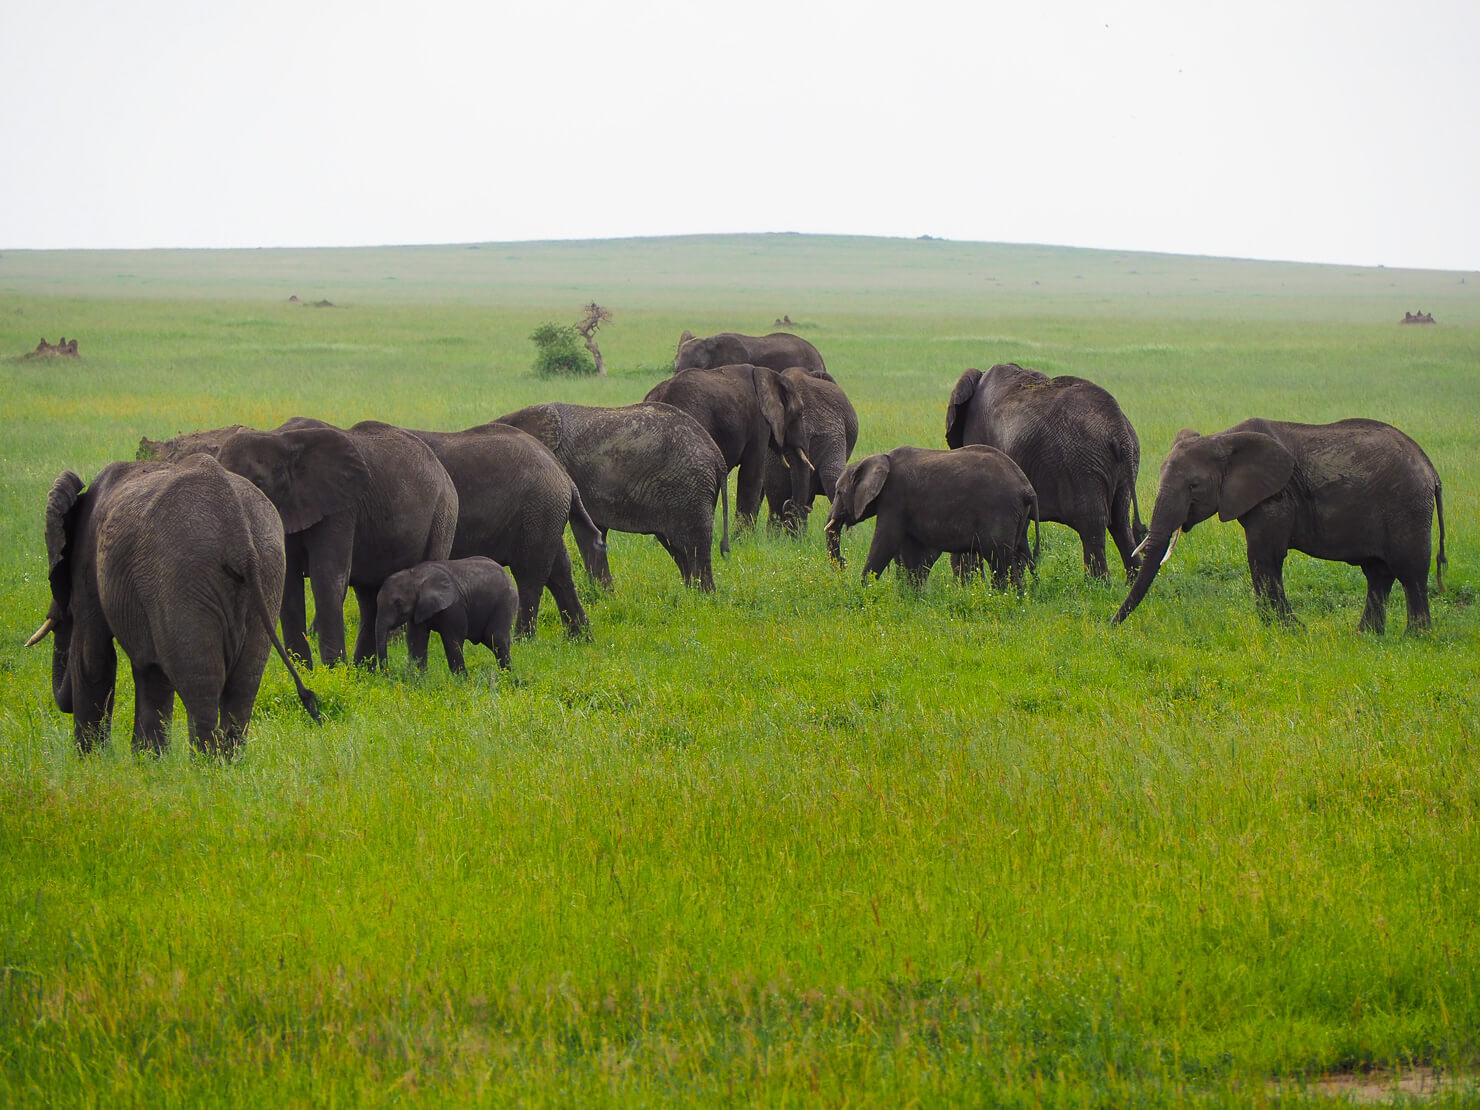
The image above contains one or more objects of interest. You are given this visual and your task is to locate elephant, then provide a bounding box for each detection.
[137,425,246,461]
[374,557,518,674]
[28,455,319,755]
[946,364,1146,579]
[643,364,810,527]
[407,422,610,637]
[214,418,459,668]
[674,331,827,376]
[824,445,1040,590]
[497,402,729,590]
[760,366,859,554]
[1113,418,1447,633]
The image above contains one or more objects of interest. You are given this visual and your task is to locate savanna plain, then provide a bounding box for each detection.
[0,235,1477,1107]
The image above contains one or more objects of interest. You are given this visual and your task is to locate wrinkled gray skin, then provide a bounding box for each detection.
[674,331,827,376]
[1114,418,1447,633]
[32,456,319,755]
[498,402,729,591]
[214,418,458,668]
[407,422,610,638]
[137,425,245,461]
[375,557,518,674]
[946,364,1146,579]
[825,445,1040,590]
[643,364,810,527]
[761,367,859,556]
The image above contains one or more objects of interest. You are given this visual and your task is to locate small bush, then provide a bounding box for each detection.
[529,322,596,377]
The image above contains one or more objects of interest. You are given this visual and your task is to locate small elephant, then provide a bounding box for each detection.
[1114,418,1447,633]
[497,401,729,591]
[825,445,1040,589]
[760,366,860,553]
[643,364,810,527]
[675,331,827,376]
[30,456,319,755]
[374,558,518,674]
[946,364,1145,578]
[408,422,610,637]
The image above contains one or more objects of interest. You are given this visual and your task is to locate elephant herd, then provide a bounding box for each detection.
[29,330,1449,757]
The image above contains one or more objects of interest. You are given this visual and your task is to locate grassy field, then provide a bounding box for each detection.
[0,235,1477,1106]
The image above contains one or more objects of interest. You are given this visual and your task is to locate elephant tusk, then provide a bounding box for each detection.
[1161,527,1182,566]
[1130,534,1151,560]
[24,617,55,647]
[798,449,815,471]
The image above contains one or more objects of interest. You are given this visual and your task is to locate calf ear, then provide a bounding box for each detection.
[412,567,460,623]
[945,369,983,449]
[283,428,371,533]
[850,455,892,519]
[1217,431,1294,521]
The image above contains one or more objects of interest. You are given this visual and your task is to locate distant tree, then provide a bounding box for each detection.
[574,302,612,376]
[529,322,596,377]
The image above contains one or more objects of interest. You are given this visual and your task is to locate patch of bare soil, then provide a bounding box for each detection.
[1272,1067,1472,1105]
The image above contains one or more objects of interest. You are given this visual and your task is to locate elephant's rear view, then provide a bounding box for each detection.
[497,402,729,590]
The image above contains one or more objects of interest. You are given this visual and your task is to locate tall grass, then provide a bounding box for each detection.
[0,237,1476,1106]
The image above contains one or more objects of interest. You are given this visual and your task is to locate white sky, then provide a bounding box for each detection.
[3,0,1477,270]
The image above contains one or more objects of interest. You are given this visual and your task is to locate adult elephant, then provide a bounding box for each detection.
[643,364,809,527]
[761,367,859,557]
[497,402,729,590]
[407,422,610,637]
[28,456,319,755]
[1113,418,1447,633]
[946,363,1145,578]
[675,331,827,376]
[216,418,458,667]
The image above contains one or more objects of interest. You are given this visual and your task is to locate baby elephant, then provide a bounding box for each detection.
[374,557,518,675]
[825,445,1040,589]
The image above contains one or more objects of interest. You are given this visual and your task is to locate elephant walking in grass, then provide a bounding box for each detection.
[946,364,1145,578]
[761,366,859,552]
[375,557,518,675]
[408,422,609,637]
[30,455,319,755]
[674,331,827,376]
[825,445,1040,590]
[1113,418,1447,633]
[498,402,729,591]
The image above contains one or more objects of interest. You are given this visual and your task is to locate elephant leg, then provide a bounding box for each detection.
[280,545,313,668]
[489,628,513,670]
[542,546,589,638]
[71,637,118,754]
[1359,562,1394,634]
[351,585,380,668]
[1393,558,1431,634]
[951,550,984,583]
[220,632,273,745]
[1245,529,1297,625]
[304,520,354,667]
[513,571,544,639]
[405,621,432,671]
[862,519,904,583]
[130,664,176,756]
[1077,521,1111,579]
[896,538,936,590]
[441,636,468,676]
[1109,486,1142,579]
[432,610,469,675]
[735,457,764,529]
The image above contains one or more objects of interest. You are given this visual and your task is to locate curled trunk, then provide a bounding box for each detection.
[1112,498,1186,624]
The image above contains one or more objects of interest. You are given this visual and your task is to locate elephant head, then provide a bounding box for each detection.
[30,470,88,711]
[216,425,371,533]
[675,333,742,372]
[374,565,459,664]
[1113,429,1295,624]
[824,453,891,536]
[944,368,985,449]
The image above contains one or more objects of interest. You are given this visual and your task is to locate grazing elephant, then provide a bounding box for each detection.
[1113,418,1447,633]
[675,331,827,376]
[374,557,518,674]
[946,364,1145,578]
[497,402,729,590]
[643,364,810,527]
[408,422,610,637]
[29,456,319,755]
[824,445,1040,589]
[760,366,860,554]
[215,419,458,667]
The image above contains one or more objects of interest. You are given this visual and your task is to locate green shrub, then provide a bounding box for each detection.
[528,322,596,377]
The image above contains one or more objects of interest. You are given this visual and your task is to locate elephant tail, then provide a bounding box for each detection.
[1435,478,1447,592]
[243,557,321,723]
[567,485,606,553]
[719,471,731,558]
[1027,488,1041,576]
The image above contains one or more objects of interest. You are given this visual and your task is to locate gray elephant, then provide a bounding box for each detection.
[1114,418,1447,633]
[374,557,518,674]
[28,456,319,755]
[497,402,729,590]
[824,445,1040,589]
[760,366,859,553]
[408,422,610,637]
[946,364,1145,578]
[214,419,459,668]
[675,331,827,376]
[643,364,810,527]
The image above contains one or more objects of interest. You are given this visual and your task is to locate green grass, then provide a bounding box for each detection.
[1,235,1477,1106]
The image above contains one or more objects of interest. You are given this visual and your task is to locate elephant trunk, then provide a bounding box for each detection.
[823,503,847,567]
[48,615,74,713]
[374,607,404,668]
[1112,496,1186,625]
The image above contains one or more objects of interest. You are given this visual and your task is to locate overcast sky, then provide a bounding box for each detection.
[3,0,1476,270]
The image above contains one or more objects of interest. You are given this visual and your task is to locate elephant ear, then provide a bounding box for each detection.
[754,365,804,449]
[44,470,86,608]
[1216,431,1295,521]
[412,567,459,623]
[849,454,892,520]
[945,369,983,449]
[281,427,372,533]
